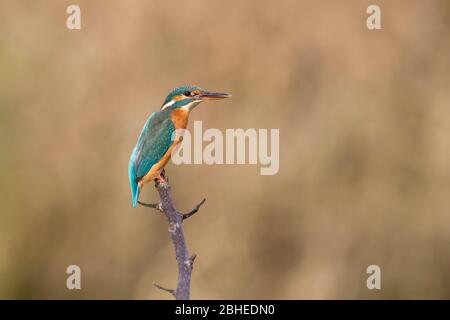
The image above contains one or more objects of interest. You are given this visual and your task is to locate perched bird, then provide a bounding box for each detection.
[128,85,231,207]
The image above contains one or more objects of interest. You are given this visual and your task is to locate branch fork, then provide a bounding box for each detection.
[139,170,206,300]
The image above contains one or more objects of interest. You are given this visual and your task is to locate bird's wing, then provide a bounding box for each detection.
[133,112,175,179]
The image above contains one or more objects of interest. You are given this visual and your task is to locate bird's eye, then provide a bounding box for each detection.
[184,91,191,96]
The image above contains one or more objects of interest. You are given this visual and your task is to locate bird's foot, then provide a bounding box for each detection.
[154,169,168,185]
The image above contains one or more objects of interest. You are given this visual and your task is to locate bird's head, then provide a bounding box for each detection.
[160,85,231,111]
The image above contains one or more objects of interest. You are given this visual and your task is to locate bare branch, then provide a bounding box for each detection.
[180,198,206,221]
[153,282,176,298]
[147,172,199,300]
[138,201,163,212]
[185,254,197,270]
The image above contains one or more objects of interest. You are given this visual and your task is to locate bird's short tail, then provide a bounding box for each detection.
[131,181,139,208]
[128,156,139,208]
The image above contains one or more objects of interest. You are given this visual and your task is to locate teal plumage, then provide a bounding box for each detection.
[128,109,175,207]
[128,85,231,208]
[161,85,202,106]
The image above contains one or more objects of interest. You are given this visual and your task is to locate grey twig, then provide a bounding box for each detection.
[150,171,203,300]
[153,282,175,298]
[138,201,163,212]
[181,198,206,220]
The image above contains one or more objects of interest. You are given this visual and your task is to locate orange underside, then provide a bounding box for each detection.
[138,108,190,192]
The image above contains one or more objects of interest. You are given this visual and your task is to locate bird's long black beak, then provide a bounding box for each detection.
[198,90,231,100]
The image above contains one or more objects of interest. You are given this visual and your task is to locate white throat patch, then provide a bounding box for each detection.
[182,100,201,111]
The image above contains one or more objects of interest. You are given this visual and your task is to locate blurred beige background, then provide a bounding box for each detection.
[1,0,450,299]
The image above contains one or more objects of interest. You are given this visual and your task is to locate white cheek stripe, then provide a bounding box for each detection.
[160,99,175,111]
[161,99,201,111]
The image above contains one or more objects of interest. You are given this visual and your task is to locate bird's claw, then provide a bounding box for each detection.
[154,169,168,185]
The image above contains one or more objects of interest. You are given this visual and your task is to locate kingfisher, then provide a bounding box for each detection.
[128,85,231,207]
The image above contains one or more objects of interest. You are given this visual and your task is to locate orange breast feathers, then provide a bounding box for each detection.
[169,107,190,148]
[170,108,190,130]
[138,109,191,187]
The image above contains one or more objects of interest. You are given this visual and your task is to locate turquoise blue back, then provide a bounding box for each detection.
[128,109,175,207]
